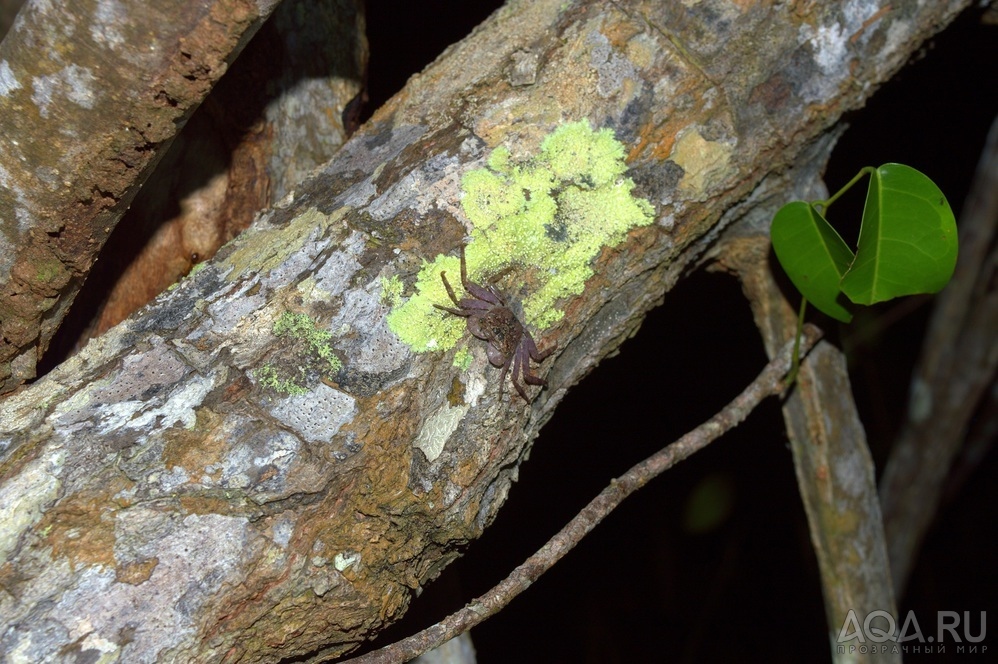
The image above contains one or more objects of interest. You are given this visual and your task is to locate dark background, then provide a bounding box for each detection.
[354,2,997,662]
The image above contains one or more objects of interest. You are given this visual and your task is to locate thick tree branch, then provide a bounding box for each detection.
[0,0,281,392]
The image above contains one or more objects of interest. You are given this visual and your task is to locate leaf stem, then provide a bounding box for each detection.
[814,166,874,215]
[785,297,808,387]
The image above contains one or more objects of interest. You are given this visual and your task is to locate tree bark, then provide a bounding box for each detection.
[0,0,281,392]
[63,0,366,346]
[0,0,968,662]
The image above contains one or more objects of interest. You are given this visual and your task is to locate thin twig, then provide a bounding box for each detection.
[338,325,822,664]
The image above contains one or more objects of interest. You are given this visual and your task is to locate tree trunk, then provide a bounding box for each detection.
[0,0,968,661]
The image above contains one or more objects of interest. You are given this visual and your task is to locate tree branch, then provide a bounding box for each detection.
[0,1,968,660]
[0,0,281,392]
[340,327,821,664]
[879,111,998,594]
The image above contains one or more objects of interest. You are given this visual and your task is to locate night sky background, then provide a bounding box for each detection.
[351,3,997,662]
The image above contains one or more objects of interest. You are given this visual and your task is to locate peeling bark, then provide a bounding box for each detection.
[0,0,281,392]
[0,0,968,662]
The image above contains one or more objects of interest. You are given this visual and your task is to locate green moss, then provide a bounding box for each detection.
[273,312,342,375]
[255,312,342,395]
[254,365,309,396]
[387,120,654,355]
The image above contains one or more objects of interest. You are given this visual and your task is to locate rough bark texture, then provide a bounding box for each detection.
[0,0,281,392]
[66,0,366,343]
[0,0,968,662]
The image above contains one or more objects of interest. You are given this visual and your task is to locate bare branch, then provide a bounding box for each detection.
[0,0,281,392]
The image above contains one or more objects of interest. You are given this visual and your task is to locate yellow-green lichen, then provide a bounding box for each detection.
[385,254,463,353]
[452,346,473,371]
[387,120,655,353]
[380,275,404,307]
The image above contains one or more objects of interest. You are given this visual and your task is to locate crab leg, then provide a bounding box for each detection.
[457,246,503,306]
[509,349,530,401]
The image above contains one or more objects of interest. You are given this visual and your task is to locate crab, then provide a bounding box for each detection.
[434,247,554,401]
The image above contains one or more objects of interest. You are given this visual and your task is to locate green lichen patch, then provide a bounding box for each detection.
[387,120,655,353]
[254,312,343,396]
[380,275,404,307]
[385,254,463,353]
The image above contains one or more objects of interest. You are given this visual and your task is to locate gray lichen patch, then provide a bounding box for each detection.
[202,276,268,337]
[71,511,248,660]
[309,232,365,297]
[268,384,357,446]
[366,151,464,221]
[93,373,216,435]
[31,63,97,119]
[329,280,410,376]
[413,403,469,463]
[49,336,214,439]
[0,446,64,565]
[0,510,253,663]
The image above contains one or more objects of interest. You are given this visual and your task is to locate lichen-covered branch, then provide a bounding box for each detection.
[0,0,967,661]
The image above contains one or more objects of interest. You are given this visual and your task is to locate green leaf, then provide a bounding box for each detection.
[771,201,855,323]
[840,163,958,305]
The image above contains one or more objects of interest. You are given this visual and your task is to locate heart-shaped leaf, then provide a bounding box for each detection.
[771,201,855,323]
[840,163,958,305]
